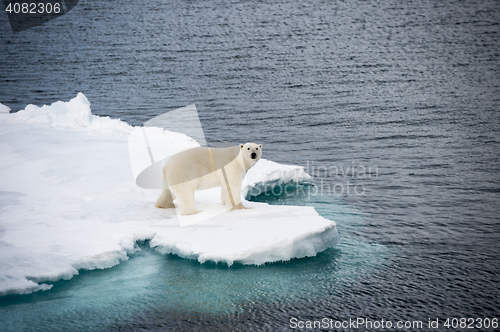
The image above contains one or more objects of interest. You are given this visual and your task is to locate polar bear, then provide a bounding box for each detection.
[155,143,262,215]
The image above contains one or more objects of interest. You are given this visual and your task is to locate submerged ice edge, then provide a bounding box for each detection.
[1,222,340,297]
[152,224,340,267]
[0,93,337,296]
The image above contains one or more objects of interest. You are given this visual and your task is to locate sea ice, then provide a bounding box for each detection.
[0,103,11,114]
[0,94,339,296]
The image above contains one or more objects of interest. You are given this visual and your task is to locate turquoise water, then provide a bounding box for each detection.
[0,193,389,332]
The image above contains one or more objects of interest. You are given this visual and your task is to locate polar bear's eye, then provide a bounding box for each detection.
[256,148,258,150]
[247,148,250,150]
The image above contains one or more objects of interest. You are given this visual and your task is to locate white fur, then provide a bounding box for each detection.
[156,143,263,215]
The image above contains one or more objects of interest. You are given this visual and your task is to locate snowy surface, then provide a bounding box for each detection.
[0,94,338,296]
[0,103,11,114]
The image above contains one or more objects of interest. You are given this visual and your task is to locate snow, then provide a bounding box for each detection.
[0,103,10,114]
[0,94,339,296]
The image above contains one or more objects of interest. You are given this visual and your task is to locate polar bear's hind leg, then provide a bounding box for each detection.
[170,182,200,215]
[155,189,175,209]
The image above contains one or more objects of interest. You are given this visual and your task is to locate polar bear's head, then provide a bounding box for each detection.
[239,142,263,168]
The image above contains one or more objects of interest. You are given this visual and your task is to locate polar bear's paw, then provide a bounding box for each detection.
[180,209,201,216]
[231,202,251,211]
[156,203,176,209]
[155,189,175,209]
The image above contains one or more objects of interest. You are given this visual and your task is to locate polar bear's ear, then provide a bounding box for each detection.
[240,144,244,149]
[259,144,263,149]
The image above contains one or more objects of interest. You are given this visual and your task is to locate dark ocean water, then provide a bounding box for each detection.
[1,0,499,331]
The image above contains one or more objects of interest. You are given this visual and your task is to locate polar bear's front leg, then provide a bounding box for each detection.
[218,166,244,209]
[220,185,230,206]
[224,173,251,211]
[221,185,249,210]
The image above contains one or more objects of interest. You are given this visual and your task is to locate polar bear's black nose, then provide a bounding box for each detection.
[251,152,257,159]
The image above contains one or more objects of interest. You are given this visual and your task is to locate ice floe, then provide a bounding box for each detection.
[0,94,338,296]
